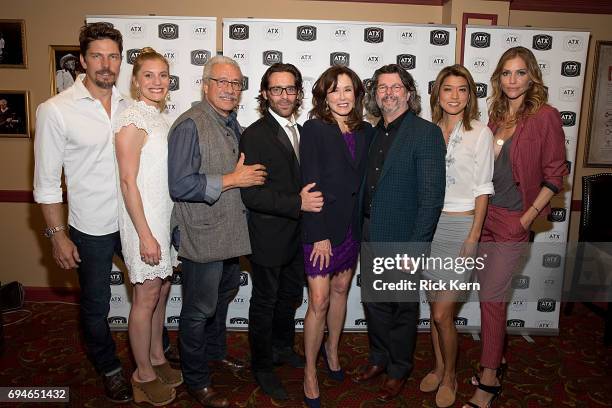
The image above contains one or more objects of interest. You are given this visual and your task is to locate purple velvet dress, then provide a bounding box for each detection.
[303,131,360,277]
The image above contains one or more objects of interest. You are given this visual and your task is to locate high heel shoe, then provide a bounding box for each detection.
[463,377,502,408]
[320,343,344,381]
[471,362,508,386]
[303,395,321,408]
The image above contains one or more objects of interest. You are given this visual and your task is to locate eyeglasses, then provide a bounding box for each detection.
[268,86,298,96]
[376,84,405,94]
[208,77,243,91]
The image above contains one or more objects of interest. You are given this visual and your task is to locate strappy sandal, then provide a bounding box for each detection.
[471,362,507,386]
[463,378,502,408]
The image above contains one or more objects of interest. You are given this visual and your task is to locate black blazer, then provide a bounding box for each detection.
[300,119,373,246]
[239,111,302,267]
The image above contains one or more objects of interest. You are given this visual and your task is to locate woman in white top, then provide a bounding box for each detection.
[114,47,181,406]
[419,64,494,407]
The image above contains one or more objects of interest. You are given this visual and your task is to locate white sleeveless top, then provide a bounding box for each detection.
[113,101,174,284]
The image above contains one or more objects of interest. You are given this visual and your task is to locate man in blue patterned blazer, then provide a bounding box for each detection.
[352,64,446,402]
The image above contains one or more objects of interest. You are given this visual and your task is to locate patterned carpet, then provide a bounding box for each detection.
[1,301,611,407]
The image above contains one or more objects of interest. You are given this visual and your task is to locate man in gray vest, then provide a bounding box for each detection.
[168,55,266,408]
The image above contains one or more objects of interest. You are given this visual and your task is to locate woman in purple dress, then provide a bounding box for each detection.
[300,66,372,406]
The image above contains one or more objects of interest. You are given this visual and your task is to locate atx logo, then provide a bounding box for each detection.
[171,270,182,285]
[475,83,488,98]
[190,49,211,66]
[330,52,350,66]
[263,50,283,66]
[167,316,180,324]
[265,26,282,40]
[365,54,382,67]
[297,25,317,41]
[512,275,530,289]
[126,48,142,65]
[108,316,127,324]
[229,317,249,325]
[364,27,384,43]
[397,54,416,70]
[229,24,249,40]
[471,32,490,48]
[332,26,350,41]
[127,23,145,39]
[471,57,489,73]
[564,35,584,51]
[561,61,581,77]
[454,317,468,326]
[507,319,525,328]
[158,23,179,40]
[110,271,124,285]
[532,34,553,50]
[430,30,450,46]
[231,50,248,64]
[430,55,447,70]
[354,318,367,326]
[418,318,431,327]
[168,75,179,91]
[537,298,556,312]
[559,86,577,102]
[241,77,249,91]
[298,53,314,66]
[398,30,417,44]
[428,80,436,95]
[560,111,576,127]
[240,272,249,286]
[192,24,209,39]
[548,207,567,222]
[542,253,562,268]
[503,33,520,48]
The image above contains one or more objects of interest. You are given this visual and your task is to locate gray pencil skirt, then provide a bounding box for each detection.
[421,213,475,285]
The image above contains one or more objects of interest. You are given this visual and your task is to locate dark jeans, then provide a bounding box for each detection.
[70,227,172,375]
[179,257,240,389]
[248,253,304,372]
[70,227,123,375]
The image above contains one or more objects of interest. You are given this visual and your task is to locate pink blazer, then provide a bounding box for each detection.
[489,104,569,217]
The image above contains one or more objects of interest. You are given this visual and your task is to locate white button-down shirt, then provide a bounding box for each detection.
[34,74,128,235]
[443,119,495,212]
[268,108,300,151]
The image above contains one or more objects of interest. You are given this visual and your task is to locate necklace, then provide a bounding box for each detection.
[495,138,505,146]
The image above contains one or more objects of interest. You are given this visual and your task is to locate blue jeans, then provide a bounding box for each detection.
[70,227,123,375]
[179,257,240,389]
[70,227,173,375]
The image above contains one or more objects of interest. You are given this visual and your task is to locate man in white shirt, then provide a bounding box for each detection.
[33,22,132,403]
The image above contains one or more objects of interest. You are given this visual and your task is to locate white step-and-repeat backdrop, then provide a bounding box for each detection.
[87,15,587,335]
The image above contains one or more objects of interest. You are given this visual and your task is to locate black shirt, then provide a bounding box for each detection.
[363,110,409,217]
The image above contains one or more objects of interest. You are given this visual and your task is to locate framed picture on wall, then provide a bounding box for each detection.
[50,45,83,95]
[0,91,30,138]
[0,19,27,68]
[585,41,612,167]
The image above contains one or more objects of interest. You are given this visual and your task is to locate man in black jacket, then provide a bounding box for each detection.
[240,63,323,400]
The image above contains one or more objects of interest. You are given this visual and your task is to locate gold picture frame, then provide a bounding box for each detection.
[584,41,612,167]
[0,90,30,138]
[50,45,83,95]
[0,19,27,69]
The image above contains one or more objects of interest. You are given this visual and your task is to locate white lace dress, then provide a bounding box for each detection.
[113,101,174,284]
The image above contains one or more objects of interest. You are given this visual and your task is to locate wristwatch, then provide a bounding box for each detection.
[44,225,66,238]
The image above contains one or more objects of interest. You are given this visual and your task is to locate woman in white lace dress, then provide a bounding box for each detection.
[114,47,181,406]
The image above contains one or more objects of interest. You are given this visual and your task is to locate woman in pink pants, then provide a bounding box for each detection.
[464,46,568,408]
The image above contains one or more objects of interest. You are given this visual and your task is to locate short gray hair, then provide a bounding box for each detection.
[202,55,242,80]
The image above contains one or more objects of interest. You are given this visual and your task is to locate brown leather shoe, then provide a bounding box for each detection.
[377,376,406,402]
[188,386,229,408]
[210,356,246,371]
[352,364,385,383]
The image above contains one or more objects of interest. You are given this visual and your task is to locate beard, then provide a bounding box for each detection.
[93,69,117,89]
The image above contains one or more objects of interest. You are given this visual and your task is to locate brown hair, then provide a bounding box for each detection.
[256,63,303,116]
[430,64,479,131]
[309,66,365,131]
[130,47,170,110]
[79,22,123,56]
[488,46,548,126]
[364,64,421,117]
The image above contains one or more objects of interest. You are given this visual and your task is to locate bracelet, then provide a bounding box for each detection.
[531,204,541,213]
[43,225,66,238]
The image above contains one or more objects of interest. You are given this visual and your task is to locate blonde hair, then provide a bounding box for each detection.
[130,47,170,110]
[430,64,479,131]
[488,46,547,126]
